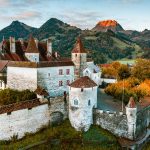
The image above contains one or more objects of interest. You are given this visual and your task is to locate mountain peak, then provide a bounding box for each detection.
[93,19,124,32]
[98,20,118,27]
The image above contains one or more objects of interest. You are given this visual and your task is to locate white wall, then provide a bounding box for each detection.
[69,86,97,131]
[37,66,74,97]
[0,97,68,141]
[7,67,37,91]
[0,104,49,140]
[100,78,117,85]
[83,68,101,86]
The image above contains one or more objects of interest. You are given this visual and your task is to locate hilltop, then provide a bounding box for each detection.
[0,18,144,63]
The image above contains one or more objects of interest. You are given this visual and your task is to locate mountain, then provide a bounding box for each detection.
[92,20,124,32]
[0,21,37,40]
[0,18,143,63]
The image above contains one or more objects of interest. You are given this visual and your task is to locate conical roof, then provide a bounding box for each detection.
[70,76,97,88]
[72,37,87,53]
[26,35,39,53]
[127,97,136,108]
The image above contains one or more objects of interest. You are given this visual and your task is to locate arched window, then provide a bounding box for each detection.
[74,99,78,105]
[88,100,91,106]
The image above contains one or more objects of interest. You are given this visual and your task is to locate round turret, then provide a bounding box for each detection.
[69,76,98,131]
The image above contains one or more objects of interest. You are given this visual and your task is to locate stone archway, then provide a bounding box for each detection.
[50,111,64,125]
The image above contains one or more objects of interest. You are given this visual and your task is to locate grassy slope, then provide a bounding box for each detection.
[0,120,120,150]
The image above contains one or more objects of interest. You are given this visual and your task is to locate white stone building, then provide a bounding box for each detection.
[69,76,98,131]
[83,61,101,86]
[6,35,74,97]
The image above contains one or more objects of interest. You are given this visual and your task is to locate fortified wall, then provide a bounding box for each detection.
[93,109,129,138]
[94,106,150,140]
[0,97,68,141]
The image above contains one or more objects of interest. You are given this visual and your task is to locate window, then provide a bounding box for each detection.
[88,100,91,106]
[48,73,50,77]
[81,88,84,92]
[7,112,11,115]
[28,108,32,110]
[75,54,77,57]
[66,69,70,75]
[59,81,63,86]
[67,80,70,85]
[59,69,63,75]
[74,99,78,105]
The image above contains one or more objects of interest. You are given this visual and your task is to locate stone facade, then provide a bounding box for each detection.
[37,66,74,97]
[7,66,37,91]
[0,97,68,141]
[72,53,87,78]
[7,65,74,97]
[69,86,97,131]
[94,109,129,138]
[94,105,150,140]
[83,62,101,86]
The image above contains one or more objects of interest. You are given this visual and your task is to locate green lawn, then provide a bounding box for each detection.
[0,120,120,150]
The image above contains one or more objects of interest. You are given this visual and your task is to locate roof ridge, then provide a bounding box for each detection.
[72,37,87,53]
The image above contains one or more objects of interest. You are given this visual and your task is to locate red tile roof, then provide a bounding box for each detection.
[0,99,46,115]
[35,86,49,96]
[0,36,74,66]
[26,35,39,53]
[70,76,97,88]
[0,60,9,72]
[127,97,136,108]
[72,37,87,53]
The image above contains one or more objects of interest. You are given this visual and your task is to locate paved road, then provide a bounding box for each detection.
[97,88,125,113]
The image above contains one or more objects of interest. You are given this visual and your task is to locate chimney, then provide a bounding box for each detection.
[18,38,24,45]
[55,52,58,58]
[34,38,38,48]
[9,37,16,53]
[47,38,52,55]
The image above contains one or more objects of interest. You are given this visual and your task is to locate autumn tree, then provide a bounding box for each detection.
[131,59,150,81]
[117,64,131,80]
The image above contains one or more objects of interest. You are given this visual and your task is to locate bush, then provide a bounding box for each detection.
[0,89,36,105]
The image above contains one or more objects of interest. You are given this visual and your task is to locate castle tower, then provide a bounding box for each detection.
[47,38,52,57]
[126,97,137,140]
[9,37,16,53]
[71,37,87,78]
[25,35,39,62]
[69,76,98,131]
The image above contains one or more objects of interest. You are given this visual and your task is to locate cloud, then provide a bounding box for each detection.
[13,11,41,20]
[0,0,11,7]
[53,10,104,29]
[0,11,41,21]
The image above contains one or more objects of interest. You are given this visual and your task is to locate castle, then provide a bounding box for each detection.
[0,36,149,149]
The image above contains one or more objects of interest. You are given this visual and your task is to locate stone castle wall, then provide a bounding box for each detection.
[0,97,68,141]
[94,109,129,139]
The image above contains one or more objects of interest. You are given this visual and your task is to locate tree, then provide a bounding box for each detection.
[118,64,131,80]
[131,59,150,81]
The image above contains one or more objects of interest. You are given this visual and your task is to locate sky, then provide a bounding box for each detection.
[0,0,150,31]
